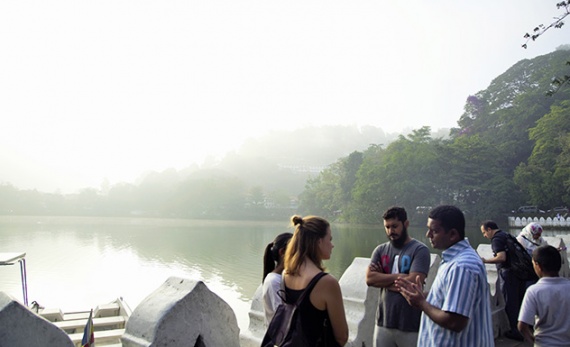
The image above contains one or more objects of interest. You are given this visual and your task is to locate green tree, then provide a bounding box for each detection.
[298,161,344,218]
[350,127,439,223]
[515,100,570,207]
[435,135,519,221]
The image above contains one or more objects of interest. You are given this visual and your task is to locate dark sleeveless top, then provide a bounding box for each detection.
[284,272,331,345]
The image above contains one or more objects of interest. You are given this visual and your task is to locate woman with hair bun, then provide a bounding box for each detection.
[281,215,348,346]
[262,232,293,325]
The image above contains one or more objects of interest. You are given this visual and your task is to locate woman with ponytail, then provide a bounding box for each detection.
[281,215,348,346]
[262,232,293,325]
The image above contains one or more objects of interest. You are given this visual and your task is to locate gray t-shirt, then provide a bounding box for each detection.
[518,277,570,346]
[370,239,430,331]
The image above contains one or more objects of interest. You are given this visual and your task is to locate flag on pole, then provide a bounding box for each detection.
[81,309,95,347]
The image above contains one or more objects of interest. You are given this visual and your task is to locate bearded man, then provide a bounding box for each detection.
[365,206,431,347]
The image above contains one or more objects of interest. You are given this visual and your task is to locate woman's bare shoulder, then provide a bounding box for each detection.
[316,272,340,289]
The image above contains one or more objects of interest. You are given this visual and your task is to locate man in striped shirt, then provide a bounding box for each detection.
[396,205,494,346]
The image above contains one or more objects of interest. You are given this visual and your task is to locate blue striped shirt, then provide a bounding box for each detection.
[418,239,494,347]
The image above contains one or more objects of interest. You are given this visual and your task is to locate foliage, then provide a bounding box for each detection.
[298,160,346,219]
[300,50,570,224]
[434,135,519,222]
[522,2,570,95]
[456,51,570,169]
[348,127,440,224]
[514,100,570,207]
[1,51,569,223]
[522,2,569,48]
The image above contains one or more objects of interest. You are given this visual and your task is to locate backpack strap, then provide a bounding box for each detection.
[521,235,541,246]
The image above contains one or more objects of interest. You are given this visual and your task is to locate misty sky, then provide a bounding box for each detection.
[1,1,568,193]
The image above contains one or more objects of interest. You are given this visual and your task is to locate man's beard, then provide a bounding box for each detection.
[389,226,408,248]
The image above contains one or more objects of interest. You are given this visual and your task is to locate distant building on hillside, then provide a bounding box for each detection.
[277,164,326,174]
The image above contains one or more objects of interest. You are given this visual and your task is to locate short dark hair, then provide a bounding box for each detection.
[383,206,407,223]
[481,220,499,230]
[428,205,465,238]
[532,245,561,274]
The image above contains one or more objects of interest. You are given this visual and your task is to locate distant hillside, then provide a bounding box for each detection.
[297,47,570,223]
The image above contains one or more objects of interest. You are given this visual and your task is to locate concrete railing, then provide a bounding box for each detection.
[240,254,442,347]
[1,236,568,346]
[508,216,570,228]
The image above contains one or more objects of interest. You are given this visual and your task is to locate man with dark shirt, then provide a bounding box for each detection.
[481,220,526,341]
[366,206,430,347]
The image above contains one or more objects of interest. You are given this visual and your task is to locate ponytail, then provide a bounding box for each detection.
[262,232,293,283]
[262,241,276,282]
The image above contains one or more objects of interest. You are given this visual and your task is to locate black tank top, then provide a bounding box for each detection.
[284,272,330,345]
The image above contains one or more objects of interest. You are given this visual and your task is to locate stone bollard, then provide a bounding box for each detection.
[240,257,380,347]
[338,257,379,347]
[121,276,240,347]
[543,236,570,277]
[0,292,74,347]
[476,244,512,338]
[340,254,441,347]
[425,253,441,292]
[239,285,264,347]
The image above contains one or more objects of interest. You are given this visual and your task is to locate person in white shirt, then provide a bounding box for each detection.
[518,245,570,346]
[261,232,292,326]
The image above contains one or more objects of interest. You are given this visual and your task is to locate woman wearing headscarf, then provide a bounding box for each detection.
[516,222,547,256]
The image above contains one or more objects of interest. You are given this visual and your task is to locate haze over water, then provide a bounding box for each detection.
[1,1,567,194]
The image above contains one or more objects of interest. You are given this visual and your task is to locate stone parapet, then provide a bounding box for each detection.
[242,236,569,345]
[240,254,442,346]
[508,216,570,228]
[1,236,569,346]
[121,276,240,347]
[0,292,74,347]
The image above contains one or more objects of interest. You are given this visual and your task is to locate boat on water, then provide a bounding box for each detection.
[30,297,132,347]
[1,252,131,346]
[34,297,132,346]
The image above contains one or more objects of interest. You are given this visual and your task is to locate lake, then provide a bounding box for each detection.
[0,215,527,330]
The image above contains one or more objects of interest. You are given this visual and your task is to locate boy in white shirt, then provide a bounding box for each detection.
[517,245,570,346]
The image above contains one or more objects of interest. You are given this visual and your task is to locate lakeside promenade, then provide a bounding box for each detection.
[1,233,568,346]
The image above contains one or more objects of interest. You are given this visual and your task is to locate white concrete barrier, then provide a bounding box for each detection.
[241,254,442,347]
[239,285,264,347]
[337,257,378,347]
[121,276,240,347]
[509,216,570,228]
[476,244,510,338]
[3,241,570,346]
[0,292,74,347]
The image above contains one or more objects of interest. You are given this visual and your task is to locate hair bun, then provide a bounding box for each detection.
[291,215,303,226]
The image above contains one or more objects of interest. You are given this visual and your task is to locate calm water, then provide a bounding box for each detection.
[0,216,521,330]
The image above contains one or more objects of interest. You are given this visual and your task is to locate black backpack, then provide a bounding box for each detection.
[261,272,336,347]
[504,232,538,282]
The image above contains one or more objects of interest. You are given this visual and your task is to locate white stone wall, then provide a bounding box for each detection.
[122,277,240,347]
[508,216,570,228]
[0,292,74,347]
[2,238,569,346]
[239,255,441,347]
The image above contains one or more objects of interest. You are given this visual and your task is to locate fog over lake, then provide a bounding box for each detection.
[1,1,566,195]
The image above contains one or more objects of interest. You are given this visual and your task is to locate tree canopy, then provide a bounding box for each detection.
[299,49,570,224]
